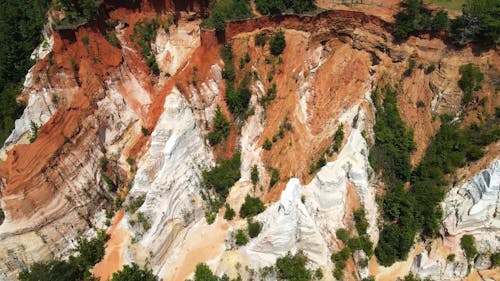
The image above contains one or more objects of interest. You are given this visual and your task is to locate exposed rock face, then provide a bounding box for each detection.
[127,88,213,275]
[443,160,500,236]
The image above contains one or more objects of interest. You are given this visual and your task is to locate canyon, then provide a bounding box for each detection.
[0,1,498,281]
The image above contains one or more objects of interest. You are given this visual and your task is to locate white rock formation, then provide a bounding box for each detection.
[442,160,500,235]
[126,88,212,275]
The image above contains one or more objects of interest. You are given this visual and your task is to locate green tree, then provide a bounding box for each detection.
[276,252,311,281]
[458,63,484,105]
[450,0,500,45]
[110,263,157,281]
[193,263,218,281]
[247,218,262,238]
[251,165,259,185]
[202,152,241,198]
[235,229,249,245]
[239,195,266,218]
[208,106,231,145]
[224,203,236,220]
[460,234,478,260]
[270,30,286,56]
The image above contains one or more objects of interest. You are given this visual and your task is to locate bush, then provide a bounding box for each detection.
[235,229,249,245]
[29,121,39,143]
[460,234,477,260]
[458,63,484,105]
[255,0,315,15]
[251,165,259,185]
[491,252,500,267]
[447,253,455,262]
[202,152,241,199]
[110,263,157,281]
[276,252,312,281]
[336,228,350,243]
[263,138,273,150]
[332,123,344,153]
[425,64,436,74]
[193,263,218,281]
[131,18,160,75]
[270,30,286,56]
[269,168,280,187]
[247,218,262,238]
[125,195,146,214]
[353,208,369,235]
[106,32,121,49]
[255,32,268,46]
[207,106,231,145]
[240,195,266,218]
[224,203,236,220]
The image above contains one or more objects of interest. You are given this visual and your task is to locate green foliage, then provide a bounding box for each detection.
[0,208,4,225]
[353,208,369,235]
[276,252,312,281]
[202,0,253,32]
[308,155,326,174]
[235,229,249,245]
[240,195,266,218]
[106,32,121,49]
[110,263,157,281]
[263,138,273,150]
[19,231,109,281]
[491,252,500,267]
[251,165,260,185]
[205,211,216,224]
[137,212,151,230]
[347,235,373,257]
[202,152,241,199]
[362,277,376,281]
[208,106,231,145]
[460,234,477,260]
[450,0,500,45]
[269,168,280,187]
[54,0,101,29]
[194,263,218,281]
[425,64,436,74]
[224,203,236,220]
[29,121,39,143]
[447,253,456,262]
[392,0,449,41]
[336,228,350,243]
[405,58,417,76]
[458,63,484,105]
[331,247,351,280]
[0,0,50,145]
[369,85,415,188]
[255,0,315,15]
[255,32,268,46]
[102,172,117,192]
[125,194,146,214]
[131,18,160,75]
[247,218,262,238]
[270,31,286,56]
[332,123,344,153]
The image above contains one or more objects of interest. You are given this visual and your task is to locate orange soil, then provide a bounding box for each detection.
[93,209,129,281]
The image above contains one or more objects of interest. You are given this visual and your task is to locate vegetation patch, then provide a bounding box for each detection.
[239,195,266,218]
[458,63,484,105]
[110,263,157,281]
[255,0,315,15]
[207,106,231,146]
[202,0,253,32]
[131,18,160,75]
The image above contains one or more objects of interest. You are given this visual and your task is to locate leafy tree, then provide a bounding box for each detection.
[202,152,241,198]
[239,195,266,218]
[251,165,259,185]
[491,252,500,267]
[263,138,273,150]
[235,229,249,245]
[247,218,262,238]
[336,228,350,243]
[110,263,158,281]
[255,0,315,15]
[203,0,253,32]
[194,263,218,281]
[458,63,484,105]
[353,208,369,235]
[450,0,500,45]
[460,234,478,260]
[431,11,449,30]
[224,203,236,220]
[208,106,231,145]
[276,252,311,281]
[270,30,286,56]
[392,0,433,40]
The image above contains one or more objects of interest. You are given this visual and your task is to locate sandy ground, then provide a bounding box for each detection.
[163,215,229,281]
[93,209,129,280]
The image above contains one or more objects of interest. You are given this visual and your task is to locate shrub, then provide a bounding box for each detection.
[29,121,39,143]
[0,208,4,225]
[425,64,436,74]
[251,165,259,185]
[263,138,273,150]
[110,263,158,281]
[447,253,456,262]
[239,195,266,218]
[255,0,315,15]
[392,0,447,41]
[205,211,216,224]
[491,252,500,267]
[450,0,500,45]
[458,63,484,105]
[269,168,280,187]
[247,218,262,238]
[336,228,350,243]
[193,263,218,281]
[276,252,312,281]
[460,234,477,260]
[332,123,344,153]
[270,30,286,56]
[431,10,449,31]
[235,229,249,245]
[255,32,268,46]
[202,152,241,199]
[125,195,146,214]
[224,203,236,220]
[131,18,160,75]
[353,208,369,235]
[416,100,425,108]
[207,106,231,146]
